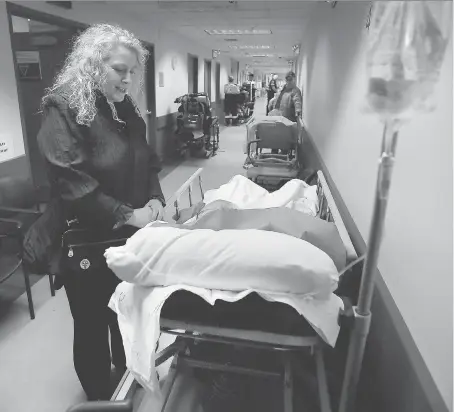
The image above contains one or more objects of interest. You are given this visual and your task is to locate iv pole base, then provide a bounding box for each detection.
[338,307,372,412]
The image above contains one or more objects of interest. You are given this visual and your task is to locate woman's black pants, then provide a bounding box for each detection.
[64,267,126,401]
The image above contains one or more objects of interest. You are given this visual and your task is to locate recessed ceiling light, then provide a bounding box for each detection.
[229,45,272,50]
[224,38,238,42]
[251,54,275,58]
[205,29,272,36]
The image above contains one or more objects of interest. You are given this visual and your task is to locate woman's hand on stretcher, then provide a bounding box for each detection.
[126,206,162,228]
[145,198,165,221]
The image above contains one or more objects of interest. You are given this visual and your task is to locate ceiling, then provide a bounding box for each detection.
[110,1,320,73]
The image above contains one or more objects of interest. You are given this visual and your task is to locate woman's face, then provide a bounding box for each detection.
[102,45,139,102]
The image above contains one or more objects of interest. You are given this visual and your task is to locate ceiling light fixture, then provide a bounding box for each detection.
[205,29,272,36]
[228,45,272,50]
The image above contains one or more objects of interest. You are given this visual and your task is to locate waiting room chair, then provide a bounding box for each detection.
[0,177,55,320]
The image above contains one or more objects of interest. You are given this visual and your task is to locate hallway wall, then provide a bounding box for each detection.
[296,2,453,410]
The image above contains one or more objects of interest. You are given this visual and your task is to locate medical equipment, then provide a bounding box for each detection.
[339,3,452,412]
[174,93,220,158]
[94,167,357,412]
[244,116,303,191]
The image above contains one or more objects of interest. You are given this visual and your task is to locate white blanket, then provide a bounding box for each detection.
[108,283,343,393]
[200,175,319,218]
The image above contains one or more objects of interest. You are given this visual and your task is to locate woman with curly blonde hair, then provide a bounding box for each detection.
[37,23,165,400]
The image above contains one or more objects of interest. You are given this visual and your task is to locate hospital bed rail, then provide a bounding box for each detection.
[67,167,358,412]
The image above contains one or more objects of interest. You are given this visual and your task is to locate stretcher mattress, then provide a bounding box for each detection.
[161,290,316,337]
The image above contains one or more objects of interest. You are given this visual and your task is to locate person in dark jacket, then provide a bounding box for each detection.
[37,23,165,401]
[266,74,278,115]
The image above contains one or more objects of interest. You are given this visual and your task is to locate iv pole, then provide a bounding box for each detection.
[338,119,399,412]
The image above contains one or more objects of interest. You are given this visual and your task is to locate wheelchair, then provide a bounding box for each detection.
[174,92,220,158]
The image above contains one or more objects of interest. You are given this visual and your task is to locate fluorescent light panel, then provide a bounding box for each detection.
[205,29,272,35]
[229,45,272,50]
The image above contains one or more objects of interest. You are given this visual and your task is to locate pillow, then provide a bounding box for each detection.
[105,226,339,299]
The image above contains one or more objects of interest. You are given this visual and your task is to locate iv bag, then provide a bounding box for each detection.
[366,1,452,122]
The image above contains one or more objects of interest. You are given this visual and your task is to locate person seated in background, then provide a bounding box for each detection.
[224,76,241,118]
[224,76,240,95]
[241,72,257,103]
[37,23,165,401]
[269,71,302,122]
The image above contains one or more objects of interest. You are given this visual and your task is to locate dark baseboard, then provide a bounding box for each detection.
[301,129,449,412]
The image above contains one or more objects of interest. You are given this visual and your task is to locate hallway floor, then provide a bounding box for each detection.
[0,98,268,412]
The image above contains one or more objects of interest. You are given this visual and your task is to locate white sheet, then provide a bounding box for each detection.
[189,175,318,224]
[108,283,343,394]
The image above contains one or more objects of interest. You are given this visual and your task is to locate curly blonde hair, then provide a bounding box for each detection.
[42,23,149,126]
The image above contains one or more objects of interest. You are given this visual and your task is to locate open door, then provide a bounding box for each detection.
[215,61,221,103]
[204,59,212,100]
[188,54,198,93]
[144,43,157,154]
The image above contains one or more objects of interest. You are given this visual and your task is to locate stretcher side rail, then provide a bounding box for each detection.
[166,168,204,222]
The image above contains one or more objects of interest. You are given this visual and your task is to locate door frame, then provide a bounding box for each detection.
[187,53,198,94]
[142,42,157,154]
[204,59,212,101]
[6,2,88,190]
[215,61,221,103]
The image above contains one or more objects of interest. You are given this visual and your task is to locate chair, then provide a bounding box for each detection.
[0,177,55,320]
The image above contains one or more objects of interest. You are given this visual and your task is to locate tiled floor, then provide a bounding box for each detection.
[0,98,269,412]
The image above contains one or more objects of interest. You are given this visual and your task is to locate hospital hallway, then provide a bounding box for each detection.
[0,98,279,412]
[0,2,452,412]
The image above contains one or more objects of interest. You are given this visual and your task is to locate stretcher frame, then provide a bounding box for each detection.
[111,167,357,412]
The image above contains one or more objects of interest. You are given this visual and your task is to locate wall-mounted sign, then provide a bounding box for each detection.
[158,72,164,87]
[16,51,42,80]
[0,133,13,163]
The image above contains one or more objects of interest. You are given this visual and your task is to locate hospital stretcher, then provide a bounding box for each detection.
[69,167,357,412]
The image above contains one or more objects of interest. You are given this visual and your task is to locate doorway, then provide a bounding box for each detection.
[215,61,221,103]
[188,54,198,93]
[204,59,212,100]
[7,5,85,192]
[143,43,157,153]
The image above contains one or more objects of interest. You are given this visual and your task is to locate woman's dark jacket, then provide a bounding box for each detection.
[37,90,165,230]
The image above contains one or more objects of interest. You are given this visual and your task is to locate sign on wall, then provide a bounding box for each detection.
[16,51,42,80]
[0,133,14,163]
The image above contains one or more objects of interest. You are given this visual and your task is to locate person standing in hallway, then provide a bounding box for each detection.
[266,74,278,115]
[37,23,165,401]
[268,71,302,122]
[224,75,240,118]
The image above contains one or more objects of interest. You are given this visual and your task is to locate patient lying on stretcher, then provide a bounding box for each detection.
[105,176,347,392]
